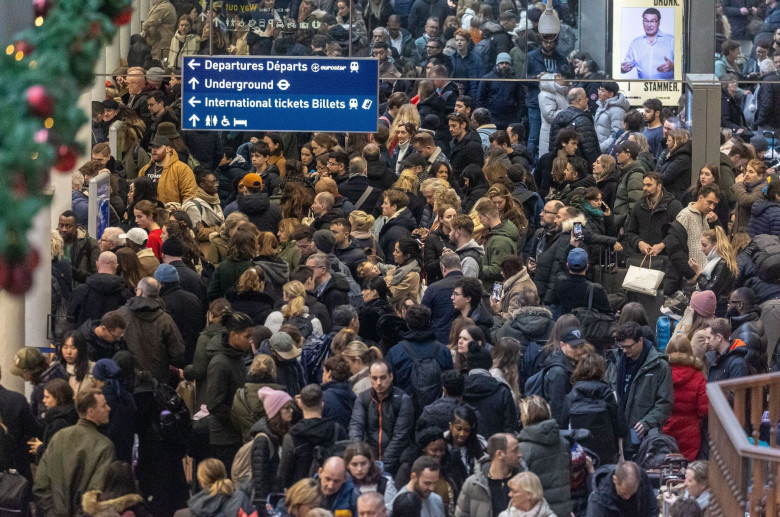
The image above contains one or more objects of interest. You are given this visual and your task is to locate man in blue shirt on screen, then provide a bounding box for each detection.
[621,8,675,80]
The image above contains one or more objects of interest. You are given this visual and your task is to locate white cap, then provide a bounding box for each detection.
[118,227,148,245]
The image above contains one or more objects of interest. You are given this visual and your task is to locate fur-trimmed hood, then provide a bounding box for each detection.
[82,491,144,516]
[561,214,587,232]
[668,352,704,371]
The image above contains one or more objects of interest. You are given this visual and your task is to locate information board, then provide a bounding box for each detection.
[181,56,379,132]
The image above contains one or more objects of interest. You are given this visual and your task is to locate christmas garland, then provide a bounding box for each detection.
[0,0,132,294]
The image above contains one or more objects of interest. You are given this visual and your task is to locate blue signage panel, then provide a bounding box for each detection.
[181,56,378,133]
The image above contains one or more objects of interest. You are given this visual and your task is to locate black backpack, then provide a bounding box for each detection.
[567,396,618,467]
[402,342,444,417]
[0,470,32,517]
[153,382,191,444]
[307,425,351,477]
[571,283,616,351]
[635,430,679,470]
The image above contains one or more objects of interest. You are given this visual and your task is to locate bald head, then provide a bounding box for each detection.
[613,461,641,500]
[137,276,160,297]
[97,251,118,273]
[358,491,387,517]
[318,457,347,496]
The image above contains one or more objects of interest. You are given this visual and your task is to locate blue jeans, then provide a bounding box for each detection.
[527,105,541,162]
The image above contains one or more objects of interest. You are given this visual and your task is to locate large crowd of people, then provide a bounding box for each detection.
[2,0,780,517]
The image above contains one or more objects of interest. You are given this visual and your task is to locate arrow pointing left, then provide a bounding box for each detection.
[188,60,202,70]
[189,114,200,126]
[188,97,201,107]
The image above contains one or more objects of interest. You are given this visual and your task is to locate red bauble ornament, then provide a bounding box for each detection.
[54,145,77,172]
[113,8,132,26]
[26,249,40,270]
[14,40,35,56]
[5,263,33,295]
[25,85,54,118]
[89,21,101,39]
[11,174,27,197]
[33,0,52,18]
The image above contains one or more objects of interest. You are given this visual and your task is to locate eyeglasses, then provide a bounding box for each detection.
[618,340,638,351]
[727,299,743,306]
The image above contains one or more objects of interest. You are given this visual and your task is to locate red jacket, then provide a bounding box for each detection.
[663,356,709,461]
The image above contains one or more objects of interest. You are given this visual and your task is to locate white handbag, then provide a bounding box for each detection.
[622,255,665,296]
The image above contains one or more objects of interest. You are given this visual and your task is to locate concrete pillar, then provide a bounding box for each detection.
[131,0,142,35]
[140,0,151,25]
[93,50,106,101]
[25,207,52,353]
[106,36,121,75]
[686,74,722,182]
[119,24,130,62]
[0,0,33,394]
[688,0,715,75]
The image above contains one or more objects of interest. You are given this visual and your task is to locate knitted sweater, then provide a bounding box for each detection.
[675,203,710,267]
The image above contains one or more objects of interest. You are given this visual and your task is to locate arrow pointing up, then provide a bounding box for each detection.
[188,97,201,107]
[187,60,201,71]
[189,114,200,126]
[188,77,200,88]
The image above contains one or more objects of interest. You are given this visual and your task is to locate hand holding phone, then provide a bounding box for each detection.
[572,222,584,241]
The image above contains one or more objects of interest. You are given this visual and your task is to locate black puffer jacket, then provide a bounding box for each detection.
[696,259,737,316]
[597,169,621,209]
[658,141,692,197]
[205,332,247,446]
[586,464,658,517]
[226,289,275,327]
[237,192,282,233]
[378,208,416,260]
[366,160,395,191]
[730,309,768,364]
[707,342,752,382]
[35,403,78,463]
[278,417,347,488]
[159,282,205,365]
[449,130,484,177]
[462,370,518,436]
[78,319,127,362]
[548,106,600,164]
[542,350,577,428]
[249,417,283,508]
[418,396,461,432]
[517,419,572,517]
[534,215,587,304]
[756,73,780,128]
[622,190,683,252]
[358,297,394,344]
[348,386,414,475]
[423,226,454,283]
[495,306,554,349]
[322,381,356,430]
[67,273,133,327]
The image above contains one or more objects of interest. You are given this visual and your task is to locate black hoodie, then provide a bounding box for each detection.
[462,370,518,436]
[587,465,658,517]
[278,417,348,488]
[68,273,133,327]
[78,319,128,362]
[542,350,577,428]
[237,192,282,233]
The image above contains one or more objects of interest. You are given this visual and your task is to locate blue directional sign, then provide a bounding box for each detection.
[181,56,378,133]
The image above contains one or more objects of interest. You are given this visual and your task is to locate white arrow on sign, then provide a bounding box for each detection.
[234,119,247,127]
[189,114,200,126]
[188,60,201,70]
[277,79,290,91]
[188,97,201,107]
[188,77,200,88]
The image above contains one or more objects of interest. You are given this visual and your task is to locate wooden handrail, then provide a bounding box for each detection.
[707,382,780,461]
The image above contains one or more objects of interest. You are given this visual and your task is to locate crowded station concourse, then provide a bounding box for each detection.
[3,0,780,516]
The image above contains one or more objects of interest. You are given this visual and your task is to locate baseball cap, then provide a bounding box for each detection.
[11,347,46,376]
[149,135,170,148]
[496,52,511,65]
[561,327,587,346]
[615,140,639,159]
[118,227,148,246]
[400,154,427,169]
[567,248,588,272]
[269,332,301,360]
[241,173,263,189]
